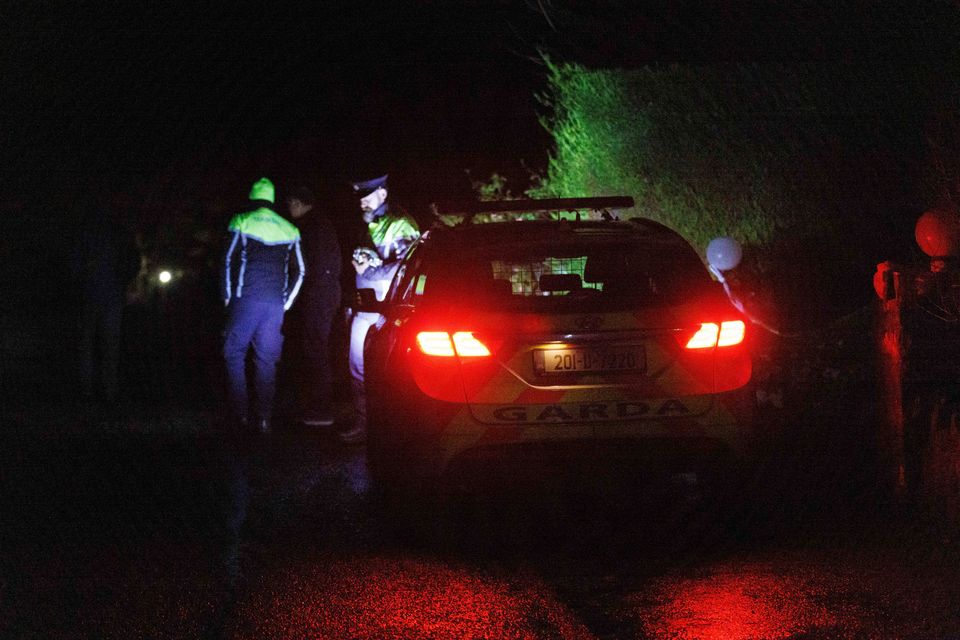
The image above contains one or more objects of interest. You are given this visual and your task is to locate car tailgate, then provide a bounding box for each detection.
[459,307,719,425]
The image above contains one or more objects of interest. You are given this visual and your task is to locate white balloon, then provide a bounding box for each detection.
[706,237,742,272]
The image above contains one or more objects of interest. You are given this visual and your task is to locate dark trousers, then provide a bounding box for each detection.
[78,299,123,401]
[299,301,338,412]
[223,299,284,422]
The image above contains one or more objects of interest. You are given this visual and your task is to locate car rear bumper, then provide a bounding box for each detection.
[387,385,758,484]
[443,436,738,490]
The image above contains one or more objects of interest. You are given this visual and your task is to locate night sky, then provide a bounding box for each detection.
[4,3,959,226]
[3,4,560,213]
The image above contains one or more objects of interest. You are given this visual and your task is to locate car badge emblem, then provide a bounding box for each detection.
[575,315,603,331]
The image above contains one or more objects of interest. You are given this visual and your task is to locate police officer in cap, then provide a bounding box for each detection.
[342,174,419,444]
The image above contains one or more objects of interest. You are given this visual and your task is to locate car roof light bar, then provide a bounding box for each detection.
[433,196,635,224]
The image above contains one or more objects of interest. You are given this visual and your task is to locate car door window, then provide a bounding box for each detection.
[391,248,426,305]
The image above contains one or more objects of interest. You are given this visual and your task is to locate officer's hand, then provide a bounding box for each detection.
[352,259,369,275]
[224,298,230,308]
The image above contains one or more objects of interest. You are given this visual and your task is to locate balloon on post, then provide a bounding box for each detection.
[706,236,742,281]
[915,207,960,258]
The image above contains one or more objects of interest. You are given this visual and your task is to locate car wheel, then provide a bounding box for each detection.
[695,464,760,536]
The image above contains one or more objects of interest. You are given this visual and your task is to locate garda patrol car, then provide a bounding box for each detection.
[360,197,756,502]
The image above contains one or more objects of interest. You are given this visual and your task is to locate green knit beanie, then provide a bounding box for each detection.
[248,177,275,203]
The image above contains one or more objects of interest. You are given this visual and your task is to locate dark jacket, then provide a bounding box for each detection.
[299,211,342,309]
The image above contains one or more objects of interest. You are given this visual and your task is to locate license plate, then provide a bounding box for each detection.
[535,345,646,374]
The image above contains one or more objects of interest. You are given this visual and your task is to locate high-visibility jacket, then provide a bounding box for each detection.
[356,203,419,301]
[223,205,304,310]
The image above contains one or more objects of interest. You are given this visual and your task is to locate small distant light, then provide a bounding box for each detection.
[158,270,172,284]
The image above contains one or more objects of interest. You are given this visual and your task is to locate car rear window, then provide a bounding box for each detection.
[419,236,713,311]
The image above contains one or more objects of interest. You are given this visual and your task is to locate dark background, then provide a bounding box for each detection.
[3,3,557,213]
[8,2,956,212]
[3,1,958,403]
[5,9,960,638]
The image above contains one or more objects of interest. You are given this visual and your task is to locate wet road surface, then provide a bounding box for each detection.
[3,403,960,639]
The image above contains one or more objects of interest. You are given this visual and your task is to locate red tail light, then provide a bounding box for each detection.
[717,320,746,347]
[415,331,491,357]
[416,331,456,356]
[684,320,745,349]
[686,323,720,349]
[452,332,492,357]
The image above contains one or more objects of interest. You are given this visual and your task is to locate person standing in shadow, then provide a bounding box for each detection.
[284,186,342,427]
[71,190,141,412]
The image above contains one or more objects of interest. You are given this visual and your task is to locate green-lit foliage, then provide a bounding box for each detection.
[436,172,537,226]
[470,172,514,202]
[530,59,943,266]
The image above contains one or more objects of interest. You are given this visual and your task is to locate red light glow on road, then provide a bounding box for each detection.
[636,564,842,640]
[227,555,593,639]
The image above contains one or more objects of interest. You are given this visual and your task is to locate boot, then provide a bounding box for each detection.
[302,413,335,427]
[339,379,367,444]
[258,418,272,435]
[301,407,335,426]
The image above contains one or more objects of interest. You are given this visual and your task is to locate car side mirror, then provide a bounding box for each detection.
[355,288,383,313]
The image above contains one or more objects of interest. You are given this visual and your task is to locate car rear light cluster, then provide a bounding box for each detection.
[415,331,491,357]
[684,321,746,349]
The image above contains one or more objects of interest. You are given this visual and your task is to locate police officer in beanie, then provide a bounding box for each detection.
[222,177,304,434]
[285,186,341,426]
[342,174,419,444]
